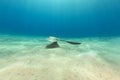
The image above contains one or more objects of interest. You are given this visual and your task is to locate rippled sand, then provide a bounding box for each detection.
[0,35,120,80]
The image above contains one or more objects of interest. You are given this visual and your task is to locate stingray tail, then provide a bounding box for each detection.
[59,39,81,45]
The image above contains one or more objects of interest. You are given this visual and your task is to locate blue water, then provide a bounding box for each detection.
[0,0,120,37]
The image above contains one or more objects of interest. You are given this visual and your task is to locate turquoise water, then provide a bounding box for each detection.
[0,0,120,37]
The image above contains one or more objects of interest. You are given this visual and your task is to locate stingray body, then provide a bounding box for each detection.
[46,42,60,49]
[45,36,81,49]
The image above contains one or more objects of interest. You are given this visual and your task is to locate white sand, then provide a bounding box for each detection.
[0,35,120,80]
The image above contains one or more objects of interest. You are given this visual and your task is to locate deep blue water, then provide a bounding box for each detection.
[0,0,120,37]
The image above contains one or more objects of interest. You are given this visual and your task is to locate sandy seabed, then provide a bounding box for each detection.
[0,35,120,80]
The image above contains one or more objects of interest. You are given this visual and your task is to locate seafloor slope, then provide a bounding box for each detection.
[0,35,120,80]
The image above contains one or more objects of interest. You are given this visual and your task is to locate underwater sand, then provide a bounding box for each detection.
[0,35,120,80]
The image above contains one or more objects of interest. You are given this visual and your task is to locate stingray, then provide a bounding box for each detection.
[45,36,81,49]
